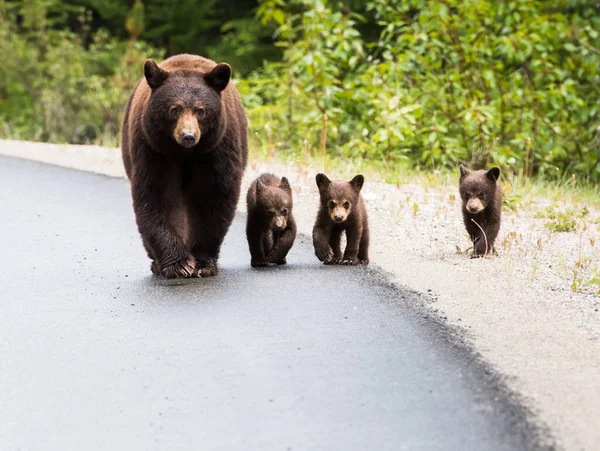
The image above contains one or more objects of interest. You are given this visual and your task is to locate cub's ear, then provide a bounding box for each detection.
[459,164,471,179]
[205,63,231,92]
[279,176,291,193]
[350,174,364,192]
[144,59,168,90]
[315,173,331,191]
[256,178,265,194]
[486,167,500,181]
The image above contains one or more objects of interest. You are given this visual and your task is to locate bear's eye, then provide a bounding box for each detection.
[281,208,288,216]
[477,192,484,198]
[328,201,336,209]
[343,201,350,209]
[463,193,470,200]
[194,106,206,117]
[266,210,275,217]
[169,105,182,118]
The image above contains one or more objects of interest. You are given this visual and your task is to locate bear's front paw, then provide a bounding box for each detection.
[275,258,287,265]
[341,257,359,266]
[315,245,334,263]
[161,257,196,279]
[195,266,218,277]
[359,259,369,265]
[251,259,269,268]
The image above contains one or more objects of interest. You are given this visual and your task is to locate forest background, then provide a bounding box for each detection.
[2,0,600,183]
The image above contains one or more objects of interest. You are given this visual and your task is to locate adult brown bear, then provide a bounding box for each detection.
[121,54,248,278]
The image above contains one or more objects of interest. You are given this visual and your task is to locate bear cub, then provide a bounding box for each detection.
[459,165,502,258]
[313,173,369,265]
[246,173,297,267]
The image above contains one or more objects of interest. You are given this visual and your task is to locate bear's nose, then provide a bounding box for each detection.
[468,205,479,213]
[334,215,344,222]
[180,131,197,148]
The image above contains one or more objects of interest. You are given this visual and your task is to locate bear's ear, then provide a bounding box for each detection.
[279,177,291,193]
[486,167,500,181]
[315,173,331,191]
[459,164,470,180]
[205,63,231,93]
[350,174,365,192]
[256,178,265,194]
[144,59,168,90]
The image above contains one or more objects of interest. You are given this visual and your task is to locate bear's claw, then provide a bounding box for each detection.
[160,257,196,279]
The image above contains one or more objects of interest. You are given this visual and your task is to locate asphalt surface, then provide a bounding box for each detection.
[0,156,547,451]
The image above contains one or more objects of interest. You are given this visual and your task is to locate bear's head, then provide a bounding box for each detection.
[316,173,364,224]
[143,59,231,150]
[458,165,500,214]
[256,177,293,232]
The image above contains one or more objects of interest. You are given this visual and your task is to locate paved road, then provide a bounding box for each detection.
[0,156,546,450]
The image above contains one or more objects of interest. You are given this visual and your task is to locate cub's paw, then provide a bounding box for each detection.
[359,259,369,265]
[195,266,218,277]
[150,261,160,275]
[275,258,287,265]
[341,258,359,266]
[315,245,334,263]
[160,257,196,279]
[251,259,269,268]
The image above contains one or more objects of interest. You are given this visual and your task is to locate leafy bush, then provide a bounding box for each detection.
[248,0,600,180]
[1,0,600,183]
[0,1,162,145]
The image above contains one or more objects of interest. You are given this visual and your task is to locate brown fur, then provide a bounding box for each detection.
[121,54,248,278]
[459,165,502,258]
[312,174,369,265]
[246,173,297,267]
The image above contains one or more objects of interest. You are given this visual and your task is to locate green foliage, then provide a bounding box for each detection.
[247,0,600,180]
[1,0,600,184]
[534,204,590,233]
[0,0,162,145]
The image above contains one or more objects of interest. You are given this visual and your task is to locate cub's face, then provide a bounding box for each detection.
[316,173,364,224]
[257,177,293,232]
[326,198,352,223]
[459,165,500,214]
[144,60,231,149]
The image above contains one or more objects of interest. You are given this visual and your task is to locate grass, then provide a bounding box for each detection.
[250,144,600,209]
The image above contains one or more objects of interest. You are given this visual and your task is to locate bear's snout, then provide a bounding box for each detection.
[174,112,201,148]
[272,216,286,231]
[179,131,198,148]
[467,198,484,214]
